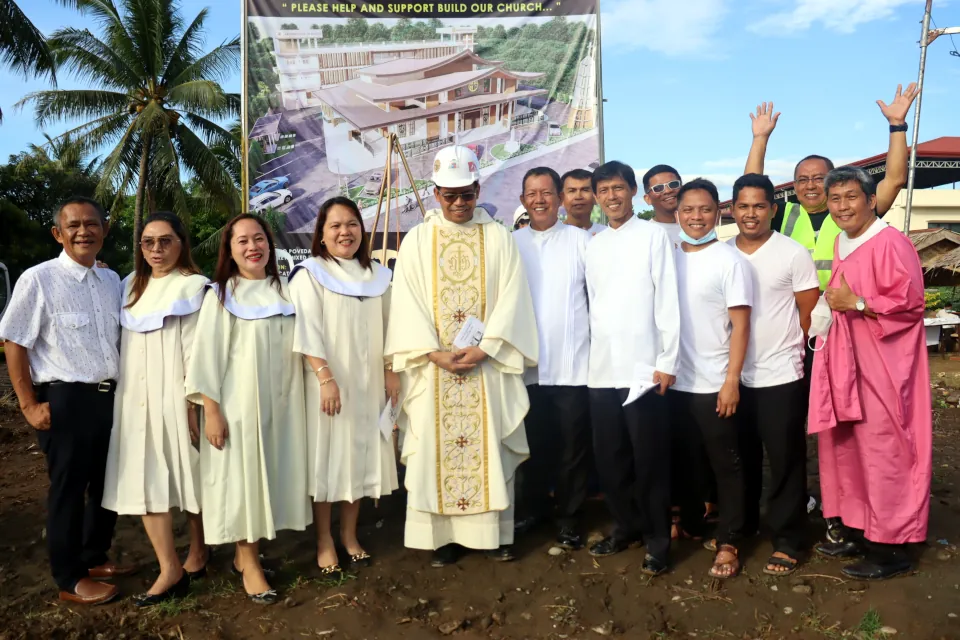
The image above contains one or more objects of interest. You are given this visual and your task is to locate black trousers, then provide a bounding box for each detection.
[739,380,809,554]
[35,382,118,591]
[590,388,671,560]
[515,385,592,529]
[673,391,745,547]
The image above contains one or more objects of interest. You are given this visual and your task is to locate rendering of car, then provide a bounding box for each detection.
[250,189,293,212]
[548,123,562,137]
[364,171,384,196]
[249,175,290,198]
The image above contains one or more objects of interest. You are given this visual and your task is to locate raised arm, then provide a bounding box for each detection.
[745,102,781,176]
[875,83,920,215]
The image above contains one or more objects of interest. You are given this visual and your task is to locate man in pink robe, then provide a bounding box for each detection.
[809,166,931,580]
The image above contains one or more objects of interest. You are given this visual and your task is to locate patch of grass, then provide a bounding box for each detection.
[856,608,884,639]
[144,594,200,618]
[203,577,236,599]
[315,570,357,590]
[800,607,844,639]
[491,142,537,161]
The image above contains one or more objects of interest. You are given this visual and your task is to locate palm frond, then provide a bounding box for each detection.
[168,36,240,87]
[122,0,168,80]
[173,123,240,213]
[47,27,140,88]
[17,89,129,127]
[166,80,227,115]
[161,7,208,84]
[0,0,57,81]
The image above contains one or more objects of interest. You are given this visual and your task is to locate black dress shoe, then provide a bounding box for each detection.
[514,516,543,534]
[486,545,516,562]
[431,544,462,568]
[641,554,669,577]
[186,546,212,580]
[588,535,641,557]
[815,540,866,559]
[841,558,913,580]
[556,528,584,551]
[132,571,191,608]
[347,551,372,569]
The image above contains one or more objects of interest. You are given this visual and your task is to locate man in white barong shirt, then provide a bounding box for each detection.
[512,166,592,550]
[385,145,539,568]
[584,161,680,576]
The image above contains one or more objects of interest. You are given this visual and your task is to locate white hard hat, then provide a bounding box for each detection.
[513,205,528,225]
[432,145,480,189]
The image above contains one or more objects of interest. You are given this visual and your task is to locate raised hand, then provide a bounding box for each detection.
[877,83,920,126]
[749,102,780,138]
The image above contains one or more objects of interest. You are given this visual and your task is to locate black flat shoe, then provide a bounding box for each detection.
[232,563,276,579]
[486,545,515,562]
[588,535,641,558]
[431,544,461,568]
[347,551,372,569]
[556,528,584,551]
[248,588,278,605]
[641,554,669,577]
[132,571,191,608]
[514,515,543,535]
[318,563,343,578]
[185,546,212,580]
[815,540,865,559]
[841,558,913,580]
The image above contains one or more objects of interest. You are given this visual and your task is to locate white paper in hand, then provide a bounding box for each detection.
[378,402,397,442]
[453,316,485,349]
[622,363,659,407]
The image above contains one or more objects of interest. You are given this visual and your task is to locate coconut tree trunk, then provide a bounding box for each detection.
[133,134,151,246]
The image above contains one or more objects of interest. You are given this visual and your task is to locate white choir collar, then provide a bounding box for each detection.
[289,256,391,298]
[58,250,106,282]
[209,279,295,320]
[120,272,208,332]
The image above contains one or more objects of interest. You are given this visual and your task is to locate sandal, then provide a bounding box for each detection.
[708,544,740,579]
[703,538,718,552]
[762,553,799,577]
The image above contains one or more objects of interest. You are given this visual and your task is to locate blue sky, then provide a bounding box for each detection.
[2,0,959,198]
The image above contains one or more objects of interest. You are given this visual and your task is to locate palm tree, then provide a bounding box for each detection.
[21,132,100,176]
[18,0,241,241]
[0,0,59,122]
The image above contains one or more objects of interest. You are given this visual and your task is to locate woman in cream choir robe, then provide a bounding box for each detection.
[103,212,208,607]
[289,197,400,576]
[186,214,311,605]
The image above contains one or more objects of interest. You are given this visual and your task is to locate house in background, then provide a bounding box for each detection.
[250,112,283,154]
[273,27,478,110]
[311,48,546,174]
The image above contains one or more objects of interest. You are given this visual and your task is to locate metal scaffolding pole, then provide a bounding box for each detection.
[240,1,249,213]
[903,0,934,233]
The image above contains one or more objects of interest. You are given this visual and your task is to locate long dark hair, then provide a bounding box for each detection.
[125,211,201,308]
[212,213,284,305]
[311,196,373,270]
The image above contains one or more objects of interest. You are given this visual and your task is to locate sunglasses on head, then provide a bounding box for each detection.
[647,180,682,194]
[438,190,478,204]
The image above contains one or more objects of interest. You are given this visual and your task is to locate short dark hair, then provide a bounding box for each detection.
[794,155,834,178]
[591,161,637,193]
[824,166,877,199]
[732,173,776,206]
[54,196,107,228]
[312,196,373,270]
[560,168,593,189]
[677,177,720,206]
[641,164,681,191]
[521,166,562,194]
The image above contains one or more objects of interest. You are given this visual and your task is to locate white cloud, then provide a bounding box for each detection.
[748,0,917,34]
[601,0,729,56]
[699,157,798,185]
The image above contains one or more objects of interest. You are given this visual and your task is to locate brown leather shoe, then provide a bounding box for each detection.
[88,562,137,579]
[59,578,119,605]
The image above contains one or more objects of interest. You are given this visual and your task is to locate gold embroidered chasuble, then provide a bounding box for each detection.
[385,208,539,550]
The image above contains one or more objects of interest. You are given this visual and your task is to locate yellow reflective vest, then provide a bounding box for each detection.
[780,202,840,290]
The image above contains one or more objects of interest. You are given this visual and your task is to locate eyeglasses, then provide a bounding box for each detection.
[438,190,478,204]
[647,180,681,194]
[795,176,825,187]
[140,236,179,251]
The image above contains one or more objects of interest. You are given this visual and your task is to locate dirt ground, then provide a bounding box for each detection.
[1,361,960,640]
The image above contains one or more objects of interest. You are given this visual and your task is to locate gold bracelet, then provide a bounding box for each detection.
[315,366,330,376]
[319,377,336,387]
[384,362,393,372]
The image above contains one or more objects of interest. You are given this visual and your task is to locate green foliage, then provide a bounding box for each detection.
[638,209,655,220]
[926,289,944,311]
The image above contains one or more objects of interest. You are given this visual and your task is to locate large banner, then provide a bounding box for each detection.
[244,0,602,268]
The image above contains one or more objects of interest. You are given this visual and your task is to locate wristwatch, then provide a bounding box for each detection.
[890,123,908,133]
[855,297,866,313]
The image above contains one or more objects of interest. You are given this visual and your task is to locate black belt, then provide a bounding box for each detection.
[36,380,117,393]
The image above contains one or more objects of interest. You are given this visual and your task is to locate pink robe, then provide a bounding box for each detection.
[809,226,931,544]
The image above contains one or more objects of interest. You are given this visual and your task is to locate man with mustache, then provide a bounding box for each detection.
[583,161,679,575]
[0,196,135,604]
[386,146,539,568]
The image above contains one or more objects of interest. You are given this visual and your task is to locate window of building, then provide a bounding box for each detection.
[454,88,462,98]
[398,123,406,137]
[483,78,491,93]
[930,222,960,233]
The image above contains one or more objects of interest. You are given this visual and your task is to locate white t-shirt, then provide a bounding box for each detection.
[651,220,682,249]
[729,232,819,388]
[587,223,608,236]
[674,242,752,394]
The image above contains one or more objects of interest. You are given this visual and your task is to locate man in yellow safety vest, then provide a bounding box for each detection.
[743,83,920,291]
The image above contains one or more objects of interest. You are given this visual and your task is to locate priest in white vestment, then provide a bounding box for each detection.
[186,215,311,605]
[289,197,399,576]
[385,146,539,567]
[103,213,209,606]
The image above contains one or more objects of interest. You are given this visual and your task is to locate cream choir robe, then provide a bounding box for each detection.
[385,208,539,550]
[289,257,399,503]
[103,271,208,515]
[185,278,311,545]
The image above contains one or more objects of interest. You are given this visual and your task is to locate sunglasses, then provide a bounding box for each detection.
[140,236,178,251]
[647,180,682,194]
[438,190,478,204]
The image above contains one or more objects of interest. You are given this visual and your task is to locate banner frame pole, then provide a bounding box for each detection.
[594,0,605,165]
[240,0,249,214]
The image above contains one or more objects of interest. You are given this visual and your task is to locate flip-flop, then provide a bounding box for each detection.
[708,544,740,579]
[703,538,717,552]
[762,554,800,577]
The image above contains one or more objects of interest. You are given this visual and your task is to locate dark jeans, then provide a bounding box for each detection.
[590,388,671,560]
[673,390,746,548]
[35,382,117,591]
[740,380,809,554]
[516,385,592,529]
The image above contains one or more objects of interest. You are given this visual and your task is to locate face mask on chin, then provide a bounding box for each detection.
[807,294,834,351]
[676,212,719,246]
